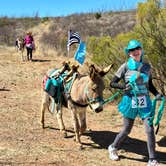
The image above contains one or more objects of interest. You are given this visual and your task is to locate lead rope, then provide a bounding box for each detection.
[152,97,165,134]
[102,90,121,105]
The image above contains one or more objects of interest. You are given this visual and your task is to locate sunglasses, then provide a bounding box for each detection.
[129,47,141,52]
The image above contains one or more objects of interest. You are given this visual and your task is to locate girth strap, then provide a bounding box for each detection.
[68,96,88,107]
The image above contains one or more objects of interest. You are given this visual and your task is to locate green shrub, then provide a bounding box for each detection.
[95,12,102,19]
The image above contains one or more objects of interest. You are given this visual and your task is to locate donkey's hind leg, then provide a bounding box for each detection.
[21,51,25,61]
[56,105,67,138]
[40,91,50,128]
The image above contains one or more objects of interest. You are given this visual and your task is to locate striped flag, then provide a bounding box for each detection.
[67,30,81,52]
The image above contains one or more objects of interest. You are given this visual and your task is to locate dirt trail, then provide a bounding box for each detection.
[0,47,166,166]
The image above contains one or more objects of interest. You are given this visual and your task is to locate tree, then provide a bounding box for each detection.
[136,0,166,94]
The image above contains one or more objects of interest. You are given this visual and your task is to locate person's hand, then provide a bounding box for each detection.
[123,84,132,92]
[155,93,164,100]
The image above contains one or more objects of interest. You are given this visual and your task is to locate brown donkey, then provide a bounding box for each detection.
[16,37,25,61]
[40,63,113,149]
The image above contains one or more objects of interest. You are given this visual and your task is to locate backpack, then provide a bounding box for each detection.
[43,69,67,102]
[24,35,33,44]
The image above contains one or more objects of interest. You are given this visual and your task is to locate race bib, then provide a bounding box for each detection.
[132,96,147,108]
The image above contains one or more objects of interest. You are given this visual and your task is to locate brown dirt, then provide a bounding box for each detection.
[0,47,166,166]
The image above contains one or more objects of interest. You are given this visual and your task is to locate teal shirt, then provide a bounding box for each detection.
[115,60,152,119]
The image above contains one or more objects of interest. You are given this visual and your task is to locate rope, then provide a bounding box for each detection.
[154,97,165,134]
[154,97,165,126]
[102,90,121,105]
[147,96,165,134]
[148,98,157,126]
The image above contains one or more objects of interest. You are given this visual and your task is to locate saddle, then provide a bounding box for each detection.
[43,61,79,105]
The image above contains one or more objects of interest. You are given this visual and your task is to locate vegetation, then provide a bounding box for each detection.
[0,17,42,45]
[136,0,166,94]
[87,0,166,94]
[0,1,165,93]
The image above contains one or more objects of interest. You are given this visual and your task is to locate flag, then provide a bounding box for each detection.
[74,41,86,65]
[67,30,81,52]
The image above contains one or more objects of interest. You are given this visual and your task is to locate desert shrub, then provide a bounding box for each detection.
[0,17,41,46]
[41,17,49,23]
[95,12,102,19]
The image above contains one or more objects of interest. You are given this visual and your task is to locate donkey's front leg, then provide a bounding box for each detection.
[71,110,83,149]
[78,111,87,135]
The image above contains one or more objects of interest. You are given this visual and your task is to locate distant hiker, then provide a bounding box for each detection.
[24,31,35,61]
[108,40,163,166]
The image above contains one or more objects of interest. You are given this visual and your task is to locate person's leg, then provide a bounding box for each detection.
[29,48,33,61]
[112,117,134,148]
[108,117,134,160]
[143,118,157,163]
[26,47,30,60]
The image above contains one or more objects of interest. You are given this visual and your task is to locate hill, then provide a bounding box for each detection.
[0,10,136,50]
[0,9,166,166]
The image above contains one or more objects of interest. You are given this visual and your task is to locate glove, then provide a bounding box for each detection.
[123,84,132,92]
[155,94,163,100]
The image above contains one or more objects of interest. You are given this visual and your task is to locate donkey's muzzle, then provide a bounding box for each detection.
[91,102,103,113]
[94,106,103,113]
[89,99,104,113]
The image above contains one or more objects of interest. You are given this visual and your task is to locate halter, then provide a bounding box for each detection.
[68,77,104,110]
[83,81,104,110]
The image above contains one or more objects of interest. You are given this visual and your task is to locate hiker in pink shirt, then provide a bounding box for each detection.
[24,31,35,61]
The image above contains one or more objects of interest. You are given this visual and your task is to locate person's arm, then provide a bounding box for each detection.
[110,75,126,89]
[31,36,34,42]
[23,37,26,45]
[148,76,164,100]
[149,77,159,96]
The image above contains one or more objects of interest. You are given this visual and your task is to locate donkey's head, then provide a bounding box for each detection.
[86,64,114,113]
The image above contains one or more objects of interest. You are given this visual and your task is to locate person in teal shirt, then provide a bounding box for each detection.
[108,40,163,166]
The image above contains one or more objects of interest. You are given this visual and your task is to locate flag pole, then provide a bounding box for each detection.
[67,30,71,57]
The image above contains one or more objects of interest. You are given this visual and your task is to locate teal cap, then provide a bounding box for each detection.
[125,40,142,55]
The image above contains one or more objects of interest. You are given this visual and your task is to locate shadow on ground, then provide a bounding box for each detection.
[157,136,166,147]
[0,88,10,91]
[31,59,52,62]
[84,130,166,164]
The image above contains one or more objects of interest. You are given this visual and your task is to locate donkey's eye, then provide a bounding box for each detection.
[92,84,97,91]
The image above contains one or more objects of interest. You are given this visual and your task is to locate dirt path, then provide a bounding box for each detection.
[0,47,166,166]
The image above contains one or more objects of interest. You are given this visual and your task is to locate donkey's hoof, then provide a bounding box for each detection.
[62,132,67,138]
[61,130,67,138]
[79,145,84,150]
[85,128,92,134]
[41,123,45,129]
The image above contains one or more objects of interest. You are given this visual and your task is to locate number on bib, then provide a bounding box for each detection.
[132,96,147,108]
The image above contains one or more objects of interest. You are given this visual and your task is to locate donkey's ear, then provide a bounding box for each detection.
[89,64,96,80]
[71,64,79,71]
[99,64,114,76]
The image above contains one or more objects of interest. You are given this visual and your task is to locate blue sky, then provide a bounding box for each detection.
[0,0,146,18]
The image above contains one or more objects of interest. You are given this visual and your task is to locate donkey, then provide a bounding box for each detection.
[40,63,113,149]
[15,37,25,61]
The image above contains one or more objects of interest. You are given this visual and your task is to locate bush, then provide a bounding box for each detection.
[95,12,102,19]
